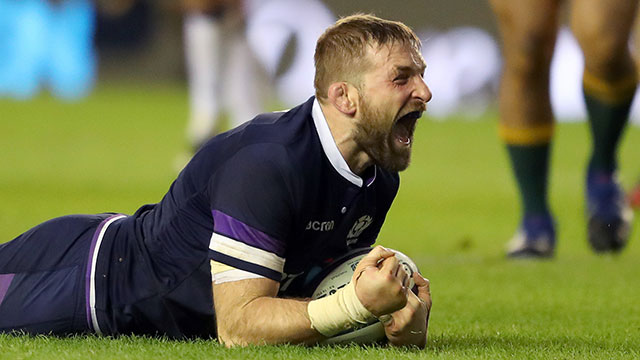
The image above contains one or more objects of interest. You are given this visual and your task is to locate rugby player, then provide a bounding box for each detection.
[490,0,637,257]
[182,0,265,151]
[0,14,432,347]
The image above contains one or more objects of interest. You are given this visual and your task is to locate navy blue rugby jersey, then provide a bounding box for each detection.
[97,96,399,337]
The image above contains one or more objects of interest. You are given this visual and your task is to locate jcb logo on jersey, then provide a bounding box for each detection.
[346,215,373,245]
[305,220,335,232]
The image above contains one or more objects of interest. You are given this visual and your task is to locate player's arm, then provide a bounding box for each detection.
[213,277,320,346]
[212,246,408,347]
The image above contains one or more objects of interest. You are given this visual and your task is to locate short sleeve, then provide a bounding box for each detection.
[206,144,297,282]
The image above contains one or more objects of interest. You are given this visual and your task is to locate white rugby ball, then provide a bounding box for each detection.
[311,247,420,345]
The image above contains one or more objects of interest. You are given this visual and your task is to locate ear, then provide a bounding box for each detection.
[327,82,357,116]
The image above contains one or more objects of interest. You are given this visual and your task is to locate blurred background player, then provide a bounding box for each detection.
[490,0,638,257]
[182,0,266,154]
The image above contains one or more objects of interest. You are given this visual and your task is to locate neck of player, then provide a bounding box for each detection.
[320,102,373,176]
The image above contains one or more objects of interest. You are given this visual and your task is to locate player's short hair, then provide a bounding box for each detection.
[314,14,422,101]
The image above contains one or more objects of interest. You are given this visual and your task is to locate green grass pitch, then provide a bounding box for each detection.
[1,84,639,359]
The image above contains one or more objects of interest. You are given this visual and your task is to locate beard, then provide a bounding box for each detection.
[353,96,413,173]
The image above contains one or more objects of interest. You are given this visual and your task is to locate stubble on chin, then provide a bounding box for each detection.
[354,101,412,173]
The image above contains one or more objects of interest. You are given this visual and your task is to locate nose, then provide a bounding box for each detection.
[414,77,432,104]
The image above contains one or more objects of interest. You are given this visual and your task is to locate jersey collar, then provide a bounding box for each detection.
[312,98,377,188]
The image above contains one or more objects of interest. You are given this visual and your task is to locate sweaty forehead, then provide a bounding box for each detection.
[370,43,425,72]
[409,50,427,70]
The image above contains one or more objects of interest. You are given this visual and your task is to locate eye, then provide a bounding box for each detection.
[393,75,409,84]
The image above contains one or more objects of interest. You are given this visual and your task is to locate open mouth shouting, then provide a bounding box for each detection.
[392,110,422,146]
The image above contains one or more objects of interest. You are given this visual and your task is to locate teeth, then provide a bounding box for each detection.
[399,137,411,145]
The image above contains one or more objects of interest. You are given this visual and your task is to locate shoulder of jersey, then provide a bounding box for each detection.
[236,101,313,144]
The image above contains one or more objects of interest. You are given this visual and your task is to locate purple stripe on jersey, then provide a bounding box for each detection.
[365,166,377,187]
[85,214,123,331]
[0,273,15,307]
[211,210,285,256]
[210,250,282,282]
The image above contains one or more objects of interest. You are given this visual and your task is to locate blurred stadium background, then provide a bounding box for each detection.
[3,0,640,123]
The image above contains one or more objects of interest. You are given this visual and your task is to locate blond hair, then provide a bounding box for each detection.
[314,14,422,101]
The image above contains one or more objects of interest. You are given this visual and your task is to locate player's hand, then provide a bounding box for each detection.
[352,246,409,317]
[383,272,431,348]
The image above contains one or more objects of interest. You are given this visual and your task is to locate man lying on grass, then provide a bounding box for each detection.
[0,14,432,347]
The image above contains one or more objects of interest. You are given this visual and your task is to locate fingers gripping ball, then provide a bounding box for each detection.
[309,247,420,345]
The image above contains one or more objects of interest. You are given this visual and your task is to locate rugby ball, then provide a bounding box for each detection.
[311,247,420,345]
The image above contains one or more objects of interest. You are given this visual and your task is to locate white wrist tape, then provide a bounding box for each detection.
[307,281,375,337]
